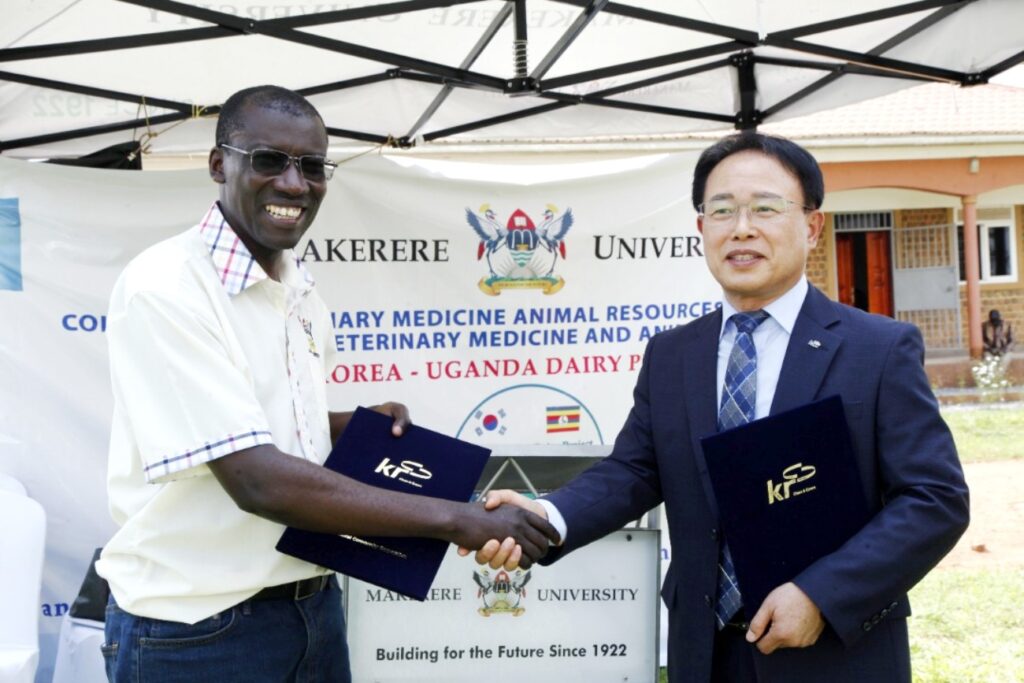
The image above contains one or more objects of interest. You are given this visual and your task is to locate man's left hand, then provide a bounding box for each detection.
[746,582,825,654]
[371,402,411,437]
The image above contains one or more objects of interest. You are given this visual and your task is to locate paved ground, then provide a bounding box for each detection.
[939,459,1024,569]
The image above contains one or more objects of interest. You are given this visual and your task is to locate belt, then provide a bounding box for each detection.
[251,575,332,601]
[722,619,750,632]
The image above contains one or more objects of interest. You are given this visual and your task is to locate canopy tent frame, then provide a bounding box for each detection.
[2,0,1023,154]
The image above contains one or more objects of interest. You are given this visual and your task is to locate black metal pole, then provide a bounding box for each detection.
[507,0,536,94]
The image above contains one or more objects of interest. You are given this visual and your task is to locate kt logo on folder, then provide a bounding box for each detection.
[276,407,491,600]
[700,395,871,621]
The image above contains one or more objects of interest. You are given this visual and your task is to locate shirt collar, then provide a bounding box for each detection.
[198,202,314,297]
[719,277,809,338]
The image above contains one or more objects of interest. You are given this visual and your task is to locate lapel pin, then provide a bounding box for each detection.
[808,339,822,349]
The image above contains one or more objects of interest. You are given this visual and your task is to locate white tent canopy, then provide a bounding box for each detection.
[2,0,1023,159]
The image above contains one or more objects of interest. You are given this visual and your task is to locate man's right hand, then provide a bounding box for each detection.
[456,490,553,569]
[449,498,557,569]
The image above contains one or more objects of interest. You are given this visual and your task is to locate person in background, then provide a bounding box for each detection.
[982,308,1014,356]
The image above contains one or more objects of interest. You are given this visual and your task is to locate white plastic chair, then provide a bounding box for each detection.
[0,487,47,683]
[52,614,107,683]
[0,473,27,496]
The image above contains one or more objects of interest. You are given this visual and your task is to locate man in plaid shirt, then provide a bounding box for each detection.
[97,85,557,683]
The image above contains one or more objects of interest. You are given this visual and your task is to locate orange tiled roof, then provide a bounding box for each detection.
[756,82,1024,139]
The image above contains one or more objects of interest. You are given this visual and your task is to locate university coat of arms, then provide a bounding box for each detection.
[473,566,531,616]
[465,204,574,295]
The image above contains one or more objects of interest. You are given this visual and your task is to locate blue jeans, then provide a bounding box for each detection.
[102,577,351,683]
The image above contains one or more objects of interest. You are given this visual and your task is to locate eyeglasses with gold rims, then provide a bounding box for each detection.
[219,144,337,182]
[698,197,813,224]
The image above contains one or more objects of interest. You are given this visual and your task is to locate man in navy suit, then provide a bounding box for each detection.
[471,133,969,682]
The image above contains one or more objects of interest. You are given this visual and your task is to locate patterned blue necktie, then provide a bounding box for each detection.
[715,309,769,628]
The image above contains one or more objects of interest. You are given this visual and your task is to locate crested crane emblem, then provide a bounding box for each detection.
[465,204,574,296]
[473,566,531,616]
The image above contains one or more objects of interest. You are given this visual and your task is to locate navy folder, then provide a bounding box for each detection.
[700,395,871,621]
[276,407,491,600]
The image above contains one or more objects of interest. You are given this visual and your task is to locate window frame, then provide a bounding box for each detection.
[956,212,1018,285]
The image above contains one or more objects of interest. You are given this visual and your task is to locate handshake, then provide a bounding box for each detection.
[364,404,559,570]
[453,490,559,570]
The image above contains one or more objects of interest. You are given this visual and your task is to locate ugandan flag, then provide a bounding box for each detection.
[546,405,580,433]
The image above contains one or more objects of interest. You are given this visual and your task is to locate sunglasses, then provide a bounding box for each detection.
[219,144,336,182]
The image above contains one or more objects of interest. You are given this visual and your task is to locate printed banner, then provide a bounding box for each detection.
[315,154,719,443]
[0,150,715,679]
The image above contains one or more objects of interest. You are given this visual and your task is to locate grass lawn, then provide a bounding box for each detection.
[910,566,1024,683]
[941,404,1024,463]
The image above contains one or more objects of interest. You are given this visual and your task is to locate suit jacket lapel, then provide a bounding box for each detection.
[770,286,842,415]
[683,308,723,513]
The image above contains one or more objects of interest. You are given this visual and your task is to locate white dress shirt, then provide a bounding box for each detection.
[539,278,810,543]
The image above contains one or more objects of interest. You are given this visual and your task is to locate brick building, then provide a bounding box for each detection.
[756,82,1024,360]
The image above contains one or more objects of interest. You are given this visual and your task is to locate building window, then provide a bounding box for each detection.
[834,211,893,232]
[956,215,1016,283]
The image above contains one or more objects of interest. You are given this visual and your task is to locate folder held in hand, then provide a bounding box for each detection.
[276,407,491,600]
[700,395,871,621]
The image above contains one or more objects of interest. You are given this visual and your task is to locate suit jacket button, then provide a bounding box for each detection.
[704,594,713,607]
[889,601,898,610]
[710,528,719,541]
[862,621,872,632]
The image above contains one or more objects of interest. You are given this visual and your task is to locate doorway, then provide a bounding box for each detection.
[835,228,893,317]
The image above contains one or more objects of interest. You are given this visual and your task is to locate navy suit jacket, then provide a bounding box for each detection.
[542,286,969,683]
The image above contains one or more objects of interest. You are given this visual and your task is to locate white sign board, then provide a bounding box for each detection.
[346,529,659,682]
